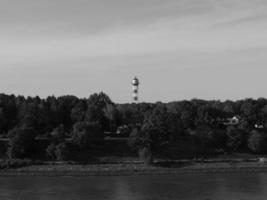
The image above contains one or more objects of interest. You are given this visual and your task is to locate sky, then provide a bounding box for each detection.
[0,0,267,103]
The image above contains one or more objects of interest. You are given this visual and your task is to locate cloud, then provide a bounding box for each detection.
[0,0,267,101]
[1,6,267,68]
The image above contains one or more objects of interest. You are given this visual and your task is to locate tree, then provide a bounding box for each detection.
[0,94,17,135]
[195,105,222,127]
[226,126,244,152]
[128,126,153,165]
[17,102,37,128]
[222,101,235,115]
[103,104,120,131]
[46,124,66,160]
[117,103,144,127]
[71,100,87,123]
[49,124,65,143]
[248,130,267,153]
[54,142,72,161]
[166,100,195,130]
[141,104,182,145]
[128,104,182,165]
[47,141,73,161]
[192,125,215,155]
[56,95,78,130]
[87,92,113,109]
[46,143,57,160]
[85,92,114,131]
[240,100,256,117]
[7,127,36,159]
[192,125,227,156]
[71,122,104,150]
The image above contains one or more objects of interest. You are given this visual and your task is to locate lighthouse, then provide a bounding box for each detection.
[132,76,139,102]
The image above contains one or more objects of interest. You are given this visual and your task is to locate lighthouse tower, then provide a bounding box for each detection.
[132,76,139,102]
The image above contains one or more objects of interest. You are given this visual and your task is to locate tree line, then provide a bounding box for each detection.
[0,93,267,163]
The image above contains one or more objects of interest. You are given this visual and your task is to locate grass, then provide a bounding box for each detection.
[1,160,267,176]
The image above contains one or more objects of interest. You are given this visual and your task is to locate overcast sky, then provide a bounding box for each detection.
[0,0,267,102]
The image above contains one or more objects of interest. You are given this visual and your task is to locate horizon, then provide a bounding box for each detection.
[1,91,267,104]
[1,0,267,103]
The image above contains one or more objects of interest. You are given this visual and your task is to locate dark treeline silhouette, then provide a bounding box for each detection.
[0,92,267,163]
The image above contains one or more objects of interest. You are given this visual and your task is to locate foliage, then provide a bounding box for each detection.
[54,142,72,161]
[71,121,104,149]
[7,127,36,159]
[226,126,245,152]
[191,125,216,155]
[128,127,151,150]
[103,104,120,131]
[248,130,267,153]
[49,124,65,143]
[128,127,153,164]
[46,143,57,160]
[46,124,66,160]
[0,93,267,161]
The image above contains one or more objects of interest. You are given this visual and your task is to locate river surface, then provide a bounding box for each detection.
[1,173,267,200]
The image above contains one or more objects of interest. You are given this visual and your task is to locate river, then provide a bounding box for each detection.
[0,173,267,200]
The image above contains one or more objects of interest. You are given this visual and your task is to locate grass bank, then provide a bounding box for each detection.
[1,161,267,176]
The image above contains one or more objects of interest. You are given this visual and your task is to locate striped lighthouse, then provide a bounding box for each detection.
[132,76,139,102]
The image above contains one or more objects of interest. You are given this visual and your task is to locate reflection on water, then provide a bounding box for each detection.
[0,173,266,200]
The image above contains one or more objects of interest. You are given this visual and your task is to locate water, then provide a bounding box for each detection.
[0,173,267,200]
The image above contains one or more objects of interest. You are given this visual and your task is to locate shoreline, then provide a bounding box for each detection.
[1,161,267,176]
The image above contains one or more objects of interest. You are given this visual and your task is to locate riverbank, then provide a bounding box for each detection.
[1,161,267,176]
